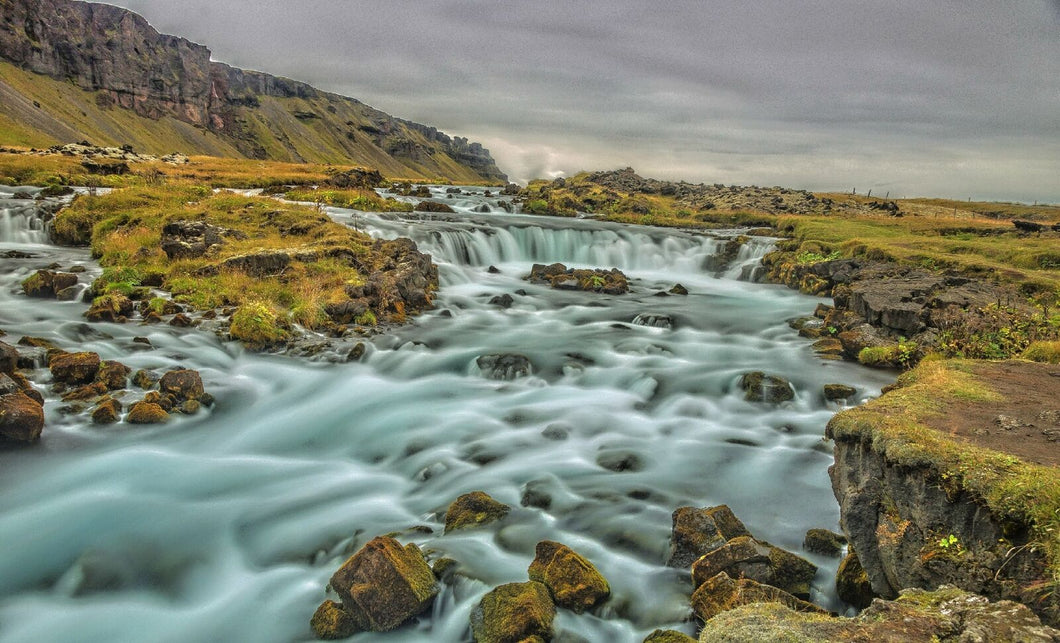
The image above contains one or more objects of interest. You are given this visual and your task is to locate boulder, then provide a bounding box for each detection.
[221,251,290,277]
[527,541,610,613]
[691,572,828,623]
[414,200,455,213]
[739,372,795,403]
[803,529,846,557]
[835,547,875,610]
[470,581,555,643]
[160,220,233,259]
[668,505,751,568]
[323,167,385,190]
[91,398,122,424]
[97,361,131,390]
[310,599,359,640]
[22,269,78,298]
[644,630,695,643]
[669,284,689,296]
[632,313,674,329]
[328,536,438,632]
[158,369,204,402]
[85,294,134,322]
[0,392,44,441]
[527,263,629,294]
[49,351,101,384]
[126,401,169,424]
[488,294,514,308]
[0,374,20,396]
[476,353,532,380]
[823,384,857,401]
[444,491,510,533]
[0,341,17,374]
[132,369,158,389]
[691,536,817,599]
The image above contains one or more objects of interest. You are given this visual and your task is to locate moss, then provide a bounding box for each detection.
[354,309,377,326]
[229,301,289,349]
[444,491,510,533]
[125,401,169,424]
[309,600,359,640]
[527,541,610,613]
[470,581,555,643]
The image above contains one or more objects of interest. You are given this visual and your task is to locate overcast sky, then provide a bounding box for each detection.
[110,1,1060,202]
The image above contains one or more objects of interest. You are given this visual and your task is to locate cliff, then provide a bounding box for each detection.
[0,0,506,183]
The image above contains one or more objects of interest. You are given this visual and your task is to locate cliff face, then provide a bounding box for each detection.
[0,0,506,182]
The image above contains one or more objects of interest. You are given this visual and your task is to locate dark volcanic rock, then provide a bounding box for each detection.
[739,371,795,403]
[0,392,45,441]
[22,269,78,298]
[476,353,532,380]
[444,491,511,533]
[221,251,290,277]
[527,540,610,613]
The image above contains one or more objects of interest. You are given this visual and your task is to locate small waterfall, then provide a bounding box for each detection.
[0,204,49,245]
[724,239,775,282]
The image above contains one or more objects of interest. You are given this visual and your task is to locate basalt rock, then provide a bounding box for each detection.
[49,351,101,385]
[327,536,438,632]
[739,371,795,403]
[691,572,828,623]
[527,263,629,294]
[444,491,511,533]
[668,505,752,568]
[414,200,455,213]
[527,540,611,613]
[470,581,555,643]
[22,269,78,298]
[691,535,818,600]
[0,392,45,441]
[835,546,875,609]
[476,353,533,380]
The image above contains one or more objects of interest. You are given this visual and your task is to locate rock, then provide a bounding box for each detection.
[324,299,369,325]
[323,167,385,189]
[527,540,610,613]
[132,369,158,389]
[126,401,169,424]
[0,392,44,441]
[823,384,857,401]
[0,341,17,374]
[158,369,204,402]
[691,536,818,599]
[644,630,695,643]
[310,599,360,640]
[0,374,20,396]
[803,529,846,557]
[669,284,689,296]
[668,505,751,568]
[476,353,532,380]
[596,450,644,472]
[21,269,78,298]
[91,398,122,424]
[526,262,629,294]
[488,294,514,308]
[691,572,828,623]
[346,342,366,362]
[414,200,455,213]
[444,491,510,533]
[632,313,674,329]
[221,251,290,277]
[168,313,193,327]
[739,372,795,403]
[811,338,844,356]
[85,294,134,322]
[835,547,875,609]
[328,536,438,632]
[81,159,129,175]
[96,361,131,390]
[61,381,108,401]
[160,220,234,259]
[470,581,555,643]
[49,351,101,384]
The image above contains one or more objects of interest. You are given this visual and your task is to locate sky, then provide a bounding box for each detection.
[109,1,1060,203]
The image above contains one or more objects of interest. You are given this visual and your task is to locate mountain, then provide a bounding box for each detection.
[0,0,507,183]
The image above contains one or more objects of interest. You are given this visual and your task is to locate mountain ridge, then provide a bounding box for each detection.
[0,0,506,182]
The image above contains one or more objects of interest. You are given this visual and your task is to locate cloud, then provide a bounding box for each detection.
[110,0,1060,202]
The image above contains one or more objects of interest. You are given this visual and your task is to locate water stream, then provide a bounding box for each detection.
[0,185,894,641]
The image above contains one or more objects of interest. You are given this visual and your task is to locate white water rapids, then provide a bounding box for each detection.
[0,185,894,641]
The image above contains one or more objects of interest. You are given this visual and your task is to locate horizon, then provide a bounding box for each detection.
[105,1,1060,204]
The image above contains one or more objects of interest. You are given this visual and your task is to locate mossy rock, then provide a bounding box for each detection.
[48,351,101,385]
[835,547,875,610]
[86,294,134,322]
[310,599,359,640]
[444,491,511,533]
[691,572,828,623]
[126,401,169,424]
[0,391,44,441]
[527,540,610,613]
[470,581,555,643]
[643,630,695,643]
[739,371,795,403]
[668,505,751,568]
[691,536,817,600]
[96,360,131,390]
[328,536,437,632]
[158,369,204,402]
[230,301,290,349]
[91,398,121,425]
[803,528,846,557]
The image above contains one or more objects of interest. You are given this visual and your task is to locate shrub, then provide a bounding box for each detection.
[1022,341,1060,364]
[230,301,289,348]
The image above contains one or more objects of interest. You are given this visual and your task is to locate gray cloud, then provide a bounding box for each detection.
[110,0,1060,202]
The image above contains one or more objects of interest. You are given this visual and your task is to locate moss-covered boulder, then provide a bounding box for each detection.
[126,401,169,424]
[527,540,610,613]
[691,572,828,623]
[230,301,290,349]
[0,391,44,441]
[668,505,751,568]
[0,340,18,374]
[309,599,359,640]
[527,262,629,294]
[739,372,795,403]
[158,369,204,402]
[691,536,817,600]
[91,397,121,425]
[823,384,856,401]
[327,536,437,632]
[644,630,695,643]
[96,360,131,390]
[444,491,511,533]
[85,293,134,322]
[21,269,78,298]
[835,547,875,609]
[49,351,101,385]
[803,528,846,557]
[470,581,555,643]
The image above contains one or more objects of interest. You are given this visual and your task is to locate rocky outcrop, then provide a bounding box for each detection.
[527,540,610,613]
[475,353,533,380]
[0,0,506,182]
[691,572,827,623]
[470,581,555,643]
[444,491,510,533]
[21,269,78,298]
[527,263,629,294]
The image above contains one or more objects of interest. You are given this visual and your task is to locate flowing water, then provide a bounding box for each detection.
[0,185,894,642]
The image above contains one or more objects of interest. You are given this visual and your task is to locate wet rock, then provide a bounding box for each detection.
[49,351,101,384]
[470,581,555,643]
[669,284,689,296]
[527,263,629,294]
[96,361,131,390]
[91,398,122,424]
[803,528,846,557]
[21,269,78,298]
[596,450,644,472]
[168,313,193,327]
[86,294,134,322]
[324,299,369,325]
[691,572,828,623]
[132,369,158,389]
[835,547,875,609]
[444,491,511,533]
[691,535,818,599]
[126,401,169,424]
[0,341,17,374]
[811,338,844,356]
[221,251,290,277]
[488,293,514,308]
[527,540,610,613]
[328,536,438,631]
[346,342,366,362]
[61,381,108,401]
[644,630,695,643]
[739,371,794,403]
[632,313,674,329]
[0,374,20,396]
[476,353,532,380]
[310,599,359,640]
[414,200,455,213]
[668,505,751,568]
[823,384,857,401]
[158,369,204,402]
[0,392,45,441]
[541,423,570,441]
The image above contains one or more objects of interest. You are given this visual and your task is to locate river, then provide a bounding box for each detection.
[0,185,893,641]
